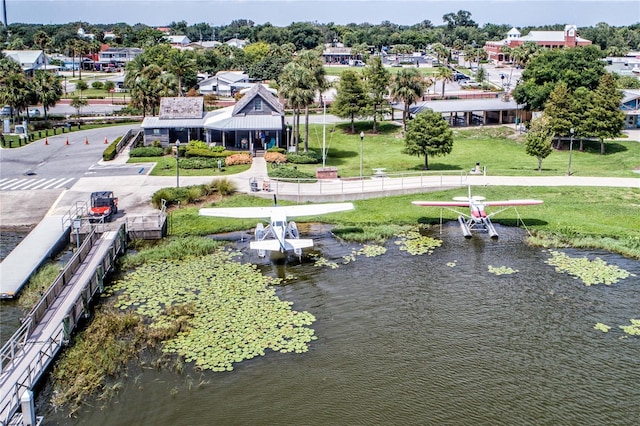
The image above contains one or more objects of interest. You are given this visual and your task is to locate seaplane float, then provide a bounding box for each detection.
[412,188,543,239]
[199,200,354,257]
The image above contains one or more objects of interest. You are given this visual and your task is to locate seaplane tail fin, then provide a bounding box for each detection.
[285,239,314,250]
[250,240,283,252]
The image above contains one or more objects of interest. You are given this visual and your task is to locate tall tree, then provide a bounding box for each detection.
[331,69,367,134]
[582,73,625,154]
[362,56,391,133]
[389,67,423,131]
[525,115,554,172]
[404,109,454,170]
[513,45,605,111]
[543,81,574,147]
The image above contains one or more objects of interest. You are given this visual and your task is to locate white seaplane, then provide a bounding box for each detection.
[412,189,543,239]
[199,201,354,257]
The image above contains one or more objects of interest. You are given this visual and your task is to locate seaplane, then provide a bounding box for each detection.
[199,200,354,257]
[412,188,543,239]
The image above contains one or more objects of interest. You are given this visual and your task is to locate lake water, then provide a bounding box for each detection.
[15,224,640,424]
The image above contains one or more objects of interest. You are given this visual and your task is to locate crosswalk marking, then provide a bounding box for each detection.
[0,177,75,191]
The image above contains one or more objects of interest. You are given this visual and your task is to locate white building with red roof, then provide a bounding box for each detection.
[484,25,592,62]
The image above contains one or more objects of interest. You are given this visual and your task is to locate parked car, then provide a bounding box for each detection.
[453,72,470,81]
[460,81,483,89]
[28,108,41,118]
[1,105,13,116]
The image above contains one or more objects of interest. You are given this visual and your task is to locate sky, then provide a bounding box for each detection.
[4,0,639,28]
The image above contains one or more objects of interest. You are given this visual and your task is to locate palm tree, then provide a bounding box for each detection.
[128,63,164,117]
[0,72,31,122]
[390,68,424,131]
[167,49,196,96]
[436,66,454,98]
[75,39,90,80]
[33,31,51,70]
[431,43,449,66]
[295,50,327,152]
[32,70,63,120]
[278,62,316,153]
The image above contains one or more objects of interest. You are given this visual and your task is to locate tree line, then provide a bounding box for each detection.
[1,12,638,56]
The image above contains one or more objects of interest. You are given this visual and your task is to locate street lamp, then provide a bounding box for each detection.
[286,126,290,151]
[359,131,364,178]
[567,128,574,176]
[175,139,181,187]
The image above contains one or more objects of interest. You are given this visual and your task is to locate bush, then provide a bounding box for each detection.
[267,147,286,154]
[180,157,229,169]
[151,179,237,208]
[206,178,237,196]
[129,146,163,157]
[225,153,252,166]
[186,140,209,151]
[286,150,321,164]
[102,136,121,161]
[269,166,316,181]
[184,148,220,158]
[91,81,104,90]
[264,151,287,164]
[151,187,190,208]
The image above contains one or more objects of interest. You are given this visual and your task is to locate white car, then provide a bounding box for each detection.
[28,108,41,118]
[460,81,483,89]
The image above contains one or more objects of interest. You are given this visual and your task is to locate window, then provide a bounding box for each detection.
[254,98,262,111]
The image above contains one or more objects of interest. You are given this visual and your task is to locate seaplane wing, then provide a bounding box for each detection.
[199,203,354,219]
[412,199,543,208]
[483,199,544,207]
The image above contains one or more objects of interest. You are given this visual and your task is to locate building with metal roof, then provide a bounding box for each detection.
[396,97,529,127]
[141,84,285,151]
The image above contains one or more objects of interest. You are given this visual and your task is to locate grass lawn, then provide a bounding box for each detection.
[296,123,640,178]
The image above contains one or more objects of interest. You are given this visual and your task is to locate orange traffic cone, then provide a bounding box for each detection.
[65,138,70,145]
[104,137,108,144]
[85,137,89,145]
[45,138,49,145]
